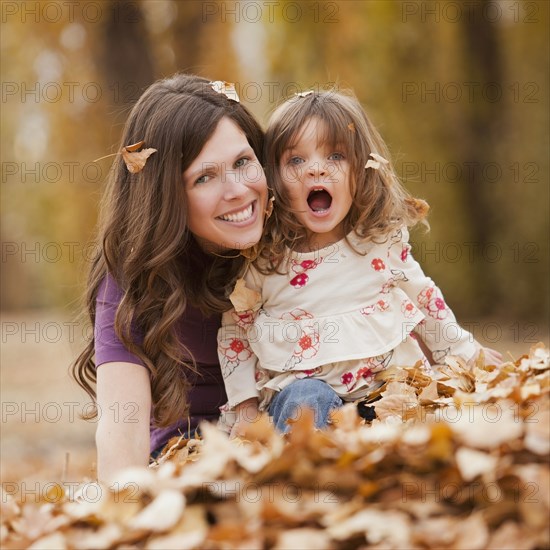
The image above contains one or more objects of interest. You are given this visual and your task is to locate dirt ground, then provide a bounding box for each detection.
[1,310,548,497]
[1,311,97,496]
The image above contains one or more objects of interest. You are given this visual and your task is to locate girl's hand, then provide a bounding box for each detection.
[230,398,259,440]
[472,342,504,367]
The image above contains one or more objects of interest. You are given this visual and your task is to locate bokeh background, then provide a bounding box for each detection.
[1,0,549,487]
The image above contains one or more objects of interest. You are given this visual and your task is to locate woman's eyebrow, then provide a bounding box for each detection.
[186,147,254,180]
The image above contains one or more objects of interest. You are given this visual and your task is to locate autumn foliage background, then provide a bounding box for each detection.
[1,0,549,501]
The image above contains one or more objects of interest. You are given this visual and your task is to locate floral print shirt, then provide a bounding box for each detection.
[218,227,477,409]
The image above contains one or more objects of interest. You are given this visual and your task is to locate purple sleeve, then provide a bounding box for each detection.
[94,274,145,368]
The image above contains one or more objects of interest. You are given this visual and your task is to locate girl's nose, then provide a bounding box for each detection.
[307,161,327,178]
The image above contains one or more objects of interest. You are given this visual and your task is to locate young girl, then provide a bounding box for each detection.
[218,89,502,436]
[72,74,268,482]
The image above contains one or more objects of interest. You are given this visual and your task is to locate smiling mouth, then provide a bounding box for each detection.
[307,188,332,213]
[218,202,255,222]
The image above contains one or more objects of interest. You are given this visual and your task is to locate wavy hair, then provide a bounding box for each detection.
[259,89,428,271]
[72,74,264,426]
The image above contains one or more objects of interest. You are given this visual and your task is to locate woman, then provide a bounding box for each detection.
[72,74,268,482]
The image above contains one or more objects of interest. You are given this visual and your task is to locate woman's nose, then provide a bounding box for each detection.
[223,170,248,199]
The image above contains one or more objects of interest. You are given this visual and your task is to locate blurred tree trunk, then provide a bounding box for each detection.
[98,1,155,108]
[459,3,504,312]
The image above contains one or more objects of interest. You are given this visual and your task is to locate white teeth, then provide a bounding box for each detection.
[219,204,253,223]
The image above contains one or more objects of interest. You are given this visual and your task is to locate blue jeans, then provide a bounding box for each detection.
[268,378,344,433]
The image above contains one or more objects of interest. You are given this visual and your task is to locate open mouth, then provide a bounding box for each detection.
[307,188,332,213]
[218,201,255,223]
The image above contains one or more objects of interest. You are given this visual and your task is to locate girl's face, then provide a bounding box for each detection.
[184,117,268,252]
[279,117,353,250]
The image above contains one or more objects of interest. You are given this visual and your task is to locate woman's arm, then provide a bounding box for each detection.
[95,361,152,484]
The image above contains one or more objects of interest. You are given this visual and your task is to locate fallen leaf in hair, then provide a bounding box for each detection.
[211,81,240,102]
[265,196,275,219]
[121,142,157,173]
[347,123,356,132]
[405,197,430,218]
[365,152,389,170]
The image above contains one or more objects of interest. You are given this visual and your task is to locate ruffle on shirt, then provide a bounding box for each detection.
[246,287,425,373]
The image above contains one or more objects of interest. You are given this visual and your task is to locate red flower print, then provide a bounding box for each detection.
[418,285,448,320]
[290,272,309,288]
[282,308,313,320]
[425,296,448,320]
[364,351,394,373]
[300,259,316,270]
[289,258,321,288]
[417,285,436,307]
[371,258,386,271]
[361,300,390,316]
[291,325,320,360]
[219,337,254,378]
[341,371,355,391]
[295,366,322,379]
[356,366,374,385]
[401,244,409,262]
[232,309,255,329]
[401,299,417,319]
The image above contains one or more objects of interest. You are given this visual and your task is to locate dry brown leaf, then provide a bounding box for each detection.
[211,81,240,102]
[365,152,389,170]
[274,528,333,549]
[419,380,439,403]
[27,532,67,550]
[229,278,261,312]
[405,197,430,218]
[452,512,489,550]
[121,141,157,173]
[455,448,498,482]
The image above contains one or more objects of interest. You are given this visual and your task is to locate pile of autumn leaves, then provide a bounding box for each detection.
[2,345,549,549]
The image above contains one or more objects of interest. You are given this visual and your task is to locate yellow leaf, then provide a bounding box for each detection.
[229,278,261,312]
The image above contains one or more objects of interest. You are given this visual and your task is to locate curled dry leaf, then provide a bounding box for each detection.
[121,141,157,174]
[405,196,430,218]
[365,152,389,170]
[210,81,240,102]
[455,448,498,482]
[265,195,275,219]
[229,278,261,312]
[128,490,185,532]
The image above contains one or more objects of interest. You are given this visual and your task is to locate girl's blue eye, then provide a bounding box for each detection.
[288,156,304,165]
[329,152,344,161]
[235,157,250,168]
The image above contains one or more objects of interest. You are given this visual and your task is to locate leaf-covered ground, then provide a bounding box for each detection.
[2,344,548,550]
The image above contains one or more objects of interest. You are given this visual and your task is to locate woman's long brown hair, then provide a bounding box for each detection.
[72,74,264,426]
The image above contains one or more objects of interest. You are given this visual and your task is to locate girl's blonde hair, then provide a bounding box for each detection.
[259,89,428,270]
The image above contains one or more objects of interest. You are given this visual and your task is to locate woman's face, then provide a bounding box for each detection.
[184,117,267,252]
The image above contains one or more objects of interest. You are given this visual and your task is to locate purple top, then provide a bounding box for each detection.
[95,274,226,453]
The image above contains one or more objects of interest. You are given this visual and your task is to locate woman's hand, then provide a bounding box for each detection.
[230,398,260,440]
